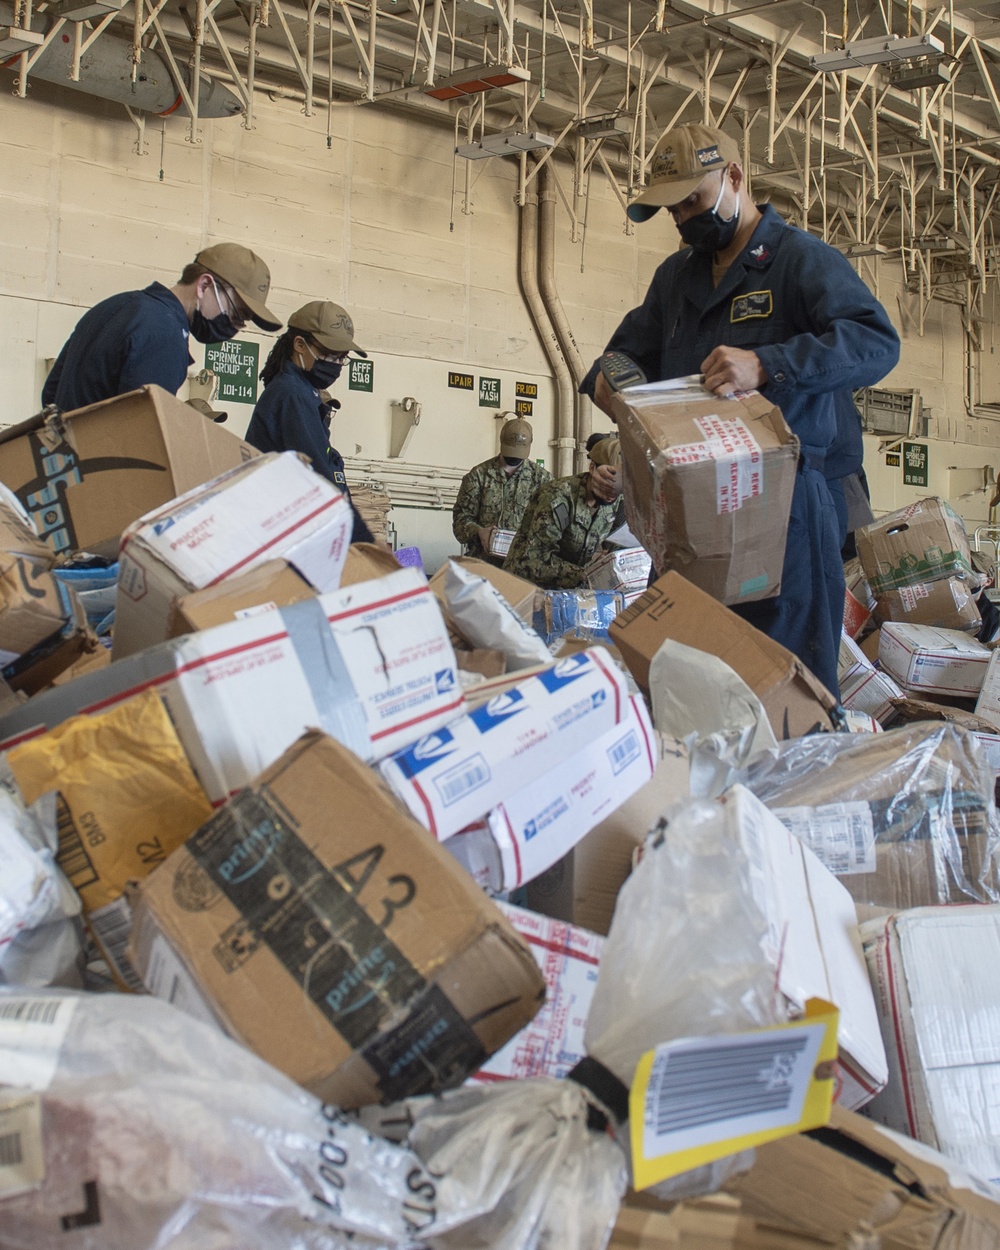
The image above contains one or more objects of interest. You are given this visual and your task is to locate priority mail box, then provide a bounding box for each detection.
[612,382,798,605]
[0,569,461,802]
[379,649,631,842]
[130,731,545,1108]
[114,451,353,658]
[586,547,652,593]
[862,905,1000,1186]
[455,694,656,890]
[470,903,603,1084]
[975,648,1000,730]
[0,386,257,558]
[879,622,991,697]
[838,635,903,725]
[609,571,838,739]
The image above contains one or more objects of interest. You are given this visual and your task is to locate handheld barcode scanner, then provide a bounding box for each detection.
[598,351,648,392]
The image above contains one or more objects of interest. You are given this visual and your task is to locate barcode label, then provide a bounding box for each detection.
[0,1095,44,1197]
[773,803,876,875]
[434,755,491,808]
[607,729,641,775]
[0,995,77,1089]
[88,898,144,992]
[641,1024,824,1161]
[54,795,98,892]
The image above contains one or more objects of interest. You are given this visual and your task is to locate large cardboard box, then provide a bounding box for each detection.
[0,568,462,800]
[0,386,257,558]
[114,451,354,658]
[726,1104,1000,1248]
[167,544,401,637]
[470,903,603,1084]
[876,574,981,633]
[612,384,798,605]
[0,553,75,666]
[861,905,1000,1186]
[609,572,838,739]
[879,623,991,697]
[379,649,632,841]
[130,731,546,1108]
[0,488,55,569]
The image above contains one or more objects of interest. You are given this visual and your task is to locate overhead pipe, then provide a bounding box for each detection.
[537,162,593,469]
[518,169,576,477]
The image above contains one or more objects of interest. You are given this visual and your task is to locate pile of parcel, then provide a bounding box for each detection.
[0,383,999,1250]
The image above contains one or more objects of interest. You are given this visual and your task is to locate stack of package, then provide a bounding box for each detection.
[350,481,392,544]
[1,383,1000,1250]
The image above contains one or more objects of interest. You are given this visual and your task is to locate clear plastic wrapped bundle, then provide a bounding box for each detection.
[738,722,1000,909]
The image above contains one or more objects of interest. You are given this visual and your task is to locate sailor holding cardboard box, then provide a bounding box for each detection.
[581,123,900,695]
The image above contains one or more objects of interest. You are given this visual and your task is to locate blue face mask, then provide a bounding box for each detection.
[677,171,740,254]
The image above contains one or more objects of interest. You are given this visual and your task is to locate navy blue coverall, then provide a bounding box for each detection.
[42,283,192,412]
[581,204,900,695]
[246,360,374,544]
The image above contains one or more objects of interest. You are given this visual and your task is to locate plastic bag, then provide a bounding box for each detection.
[442,561,551,671]
[738,722,1000,908]
[533,589,627,647]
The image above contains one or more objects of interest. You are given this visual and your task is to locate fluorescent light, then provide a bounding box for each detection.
[424,62,530,101]
[576,113,633,139]
[839,242,889,258]
[913,235,957,251]
[890,61,951,89]
[47,0,126,18]
[810,33,944,72]
[456,130,555,160]
[0,26,44,54]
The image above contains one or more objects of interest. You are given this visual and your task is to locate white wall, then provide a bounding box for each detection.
[2,75,999,556]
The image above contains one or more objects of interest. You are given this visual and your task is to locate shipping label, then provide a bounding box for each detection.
[0,1094,44,1198]
[772,803,877,875]
[0,995,77,1089]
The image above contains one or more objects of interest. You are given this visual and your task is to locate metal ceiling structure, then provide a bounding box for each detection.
[8,0,1000,327]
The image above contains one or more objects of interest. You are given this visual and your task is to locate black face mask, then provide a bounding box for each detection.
[677,172,740,254]
[303,358,343,390]
[502,456,524,467]
[190,308,238,345]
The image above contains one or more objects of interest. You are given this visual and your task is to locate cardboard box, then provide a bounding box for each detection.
[587,547,653,593]
[2,588,94,697]
[470,902,603,1083]
[572,736,690,936]
[876,574,982,633]
[0,386,257,558]
[837,637,903,725]
[0,553,75,666]
[130,730,546,1108]
[609,1199,833,1249]
[862,905,1000,1185]
[612,385,798,605]
[857,497,974,601]
[467,693,656,889]
[609,572,838,739]
[0,489,55,569]
[0,568,462,801]
[860,628,881,664]
[168,544,403,637]
[488,528,516,560]
[843,585,872,639]
[429,557,536,626]
[114,451,354,658]
[378,648,631,842]
[975,647,1000,729]
[726,1103,1000,1248]
[879,623,991,697]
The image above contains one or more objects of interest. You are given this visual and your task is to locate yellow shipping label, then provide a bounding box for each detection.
[629,999,840,1191]
[8,689,213,918]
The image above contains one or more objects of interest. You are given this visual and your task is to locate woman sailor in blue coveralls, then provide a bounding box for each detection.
[246,301,374,543]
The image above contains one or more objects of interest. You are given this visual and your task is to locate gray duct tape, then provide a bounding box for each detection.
[278,597,372,761]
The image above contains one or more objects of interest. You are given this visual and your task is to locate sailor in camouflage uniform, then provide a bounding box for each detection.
[452,419,552,567]
[503,438,622,588]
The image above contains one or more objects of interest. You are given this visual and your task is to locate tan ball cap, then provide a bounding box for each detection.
[500,418,533,457]
[627,124,740,223]
[289,301,366,356]
[196,242,281,330]
[589,436,621,467]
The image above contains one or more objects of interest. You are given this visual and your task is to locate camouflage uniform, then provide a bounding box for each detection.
[503,472,618,588]
[452,455,552,566]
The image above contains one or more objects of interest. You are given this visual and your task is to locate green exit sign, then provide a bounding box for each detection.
[205,339,259,403]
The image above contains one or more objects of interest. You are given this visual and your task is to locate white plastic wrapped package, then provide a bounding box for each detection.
[0,784,82,988]
[738,722,1000,909]
[442,561,551,671]
[583,788,789,1199]
[0,990,626,1250]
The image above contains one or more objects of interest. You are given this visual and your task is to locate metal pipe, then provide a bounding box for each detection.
[538,162,591,467]
[518,179,575,476]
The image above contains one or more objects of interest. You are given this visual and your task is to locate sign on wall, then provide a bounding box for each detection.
[479,376,501,407]
[516,381,538,399]
[902,442,929,487]
[515,399,533,416]
[448,371,474,390]
[205,340,259,403]
[349,359,374,392]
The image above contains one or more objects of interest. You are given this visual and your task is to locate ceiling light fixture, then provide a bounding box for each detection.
[47,0,127,19]
[810,33,945,73]
[839,242,889,258]
[456,130,555,159]
[889,60,952,89]
[576,113,633,139]
[424,62,530,101]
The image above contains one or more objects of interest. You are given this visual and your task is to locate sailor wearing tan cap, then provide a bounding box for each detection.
[42,242,281,413]
[451,418,552,567]
[246,301,373,544]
